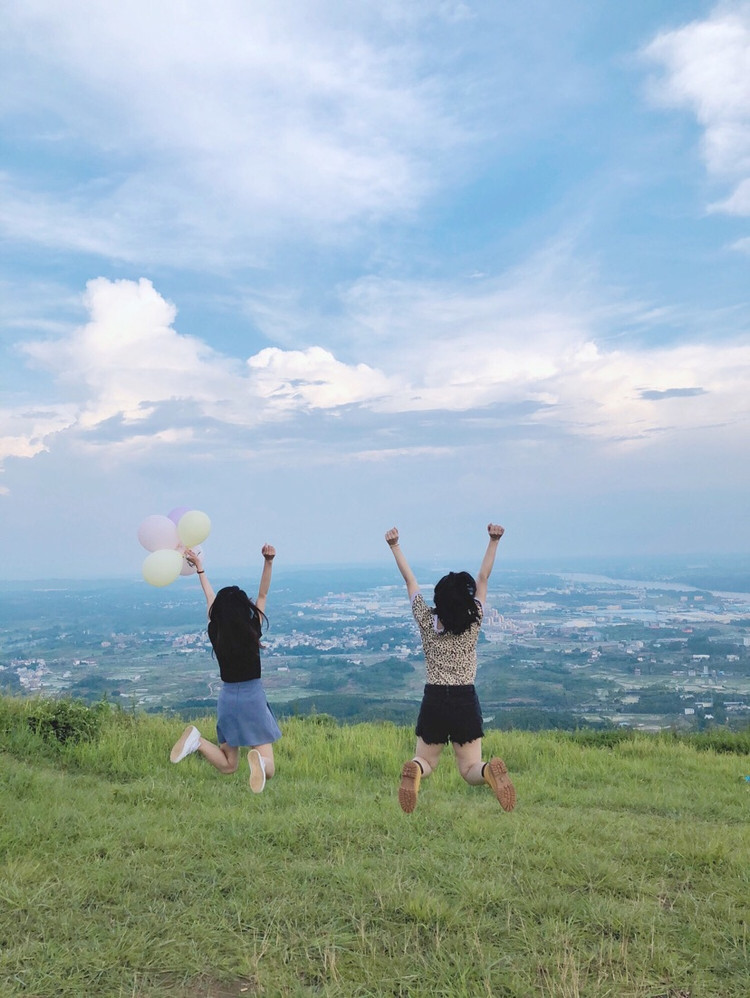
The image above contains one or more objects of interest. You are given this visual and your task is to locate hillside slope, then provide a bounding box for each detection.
[1,701,748,997]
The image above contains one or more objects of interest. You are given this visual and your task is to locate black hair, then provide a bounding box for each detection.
[432,571,481,636]
[207,585,267,660]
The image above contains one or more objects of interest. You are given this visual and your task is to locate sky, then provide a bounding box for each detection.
[2,0,750,579]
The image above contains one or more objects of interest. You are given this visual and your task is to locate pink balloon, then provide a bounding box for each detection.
[168,505,192,525]
[137,514,179,552]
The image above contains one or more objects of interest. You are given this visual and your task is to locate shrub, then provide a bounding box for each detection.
[26,698,108,745]
[566,728,636,749]
[671,728,750,756]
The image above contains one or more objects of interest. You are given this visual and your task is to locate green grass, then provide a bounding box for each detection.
[0,698,748,998]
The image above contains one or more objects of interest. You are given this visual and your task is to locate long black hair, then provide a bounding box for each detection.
[432,571,481,636]
[207,585,268,661]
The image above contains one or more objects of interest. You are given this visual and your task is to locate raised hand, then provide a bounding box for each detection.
[184,547,204,571]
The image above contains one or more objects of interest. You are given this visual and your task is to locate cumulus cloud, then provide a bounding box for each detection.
[0,405,78,463]
[328,266,750,444]
[248,347,398,410]
[5,274,750,476]
[21,278,238,428]
[5,277,401,467]
[644,3,750,214]
[534,338,748,443]
[374,295,750,445]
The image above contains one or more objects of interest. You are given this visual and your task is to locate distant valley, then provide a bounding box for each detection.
[2,558,749,732]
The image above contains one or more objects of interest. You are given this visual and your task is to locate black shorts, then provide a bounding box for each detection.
[415,684,484,746]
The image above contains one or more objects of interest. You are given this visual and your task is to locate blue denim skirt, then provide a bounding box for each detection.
[216,679,282,747]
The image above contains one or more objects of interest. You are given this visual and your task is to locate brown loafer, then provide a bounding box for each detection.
[398,760,421,813]
[484,757,516,811]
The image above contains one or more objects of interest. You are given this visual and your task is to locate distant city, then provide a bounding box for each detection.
[2,557,749,732]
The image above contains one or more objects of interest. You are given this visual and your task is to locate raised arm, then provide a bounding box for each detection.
[475,523,505,605]
[255,544,275,615]
[185,548,216,615]
[385,528,419,599]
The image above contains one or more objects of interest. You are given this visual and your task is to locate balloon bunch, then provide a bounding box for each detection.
[138,506,212,587]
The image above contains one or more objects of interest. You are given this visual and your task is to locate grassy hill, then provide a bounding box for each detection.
[1,697,748,998]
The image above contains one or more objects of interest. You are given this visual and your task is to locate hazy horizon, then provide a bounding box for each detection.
[2,550,749,587]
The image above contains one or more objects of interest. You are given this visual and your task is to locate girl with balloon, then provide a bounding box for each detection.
[170,544,282,793]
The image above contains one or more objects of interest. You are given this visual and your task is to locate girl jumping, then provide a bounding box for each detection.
[170,544,282,793]
[385,523,516,814]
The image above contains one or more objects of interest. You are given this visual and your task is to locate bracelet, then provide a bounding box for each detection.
[197,570,205,574]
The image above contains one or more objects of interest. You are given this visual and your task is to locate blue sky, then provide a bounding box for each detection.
[2,0,749,578]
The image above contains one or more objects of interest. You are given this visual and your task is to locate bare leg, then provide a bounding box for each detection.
[452,738,485,785]
[412,737,443,776]
[197,739,239,774]
[453,738,516,808]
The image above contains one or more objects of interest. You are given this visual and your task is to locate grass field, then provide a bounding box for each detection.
[1,698,748,997]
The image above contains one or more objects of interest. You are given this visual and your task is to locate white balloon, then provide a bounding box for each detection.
[142,549,183,587]
[137,515,179,552]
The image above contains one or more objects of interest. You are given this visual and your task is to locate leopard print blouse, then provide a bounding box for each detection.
[411,591,483,685]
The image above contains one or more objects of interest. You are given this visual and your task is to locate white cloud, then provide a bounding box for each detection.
[347,276,750,445]
[0,0,468,262]
[350,445,453,462]
[533,338,750,444]
[5,277,401,467]
[248,346,397,410]
[21,278,238,428]
[5,273,750,479]
[715,176,750,215]
[0,405,78,463]
[644,3,750,213]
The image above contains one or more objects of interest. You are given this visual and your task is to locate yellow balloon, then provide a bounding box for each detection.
[142,549,183,587]
[177,509,211,547]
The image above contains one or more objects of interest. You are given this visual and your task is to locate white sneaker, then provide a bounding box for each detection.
[248,749,266,793]
[170,725,201,763]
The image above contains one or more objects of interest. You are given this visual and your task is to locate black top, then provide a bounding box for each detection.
[207,621,262,683]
